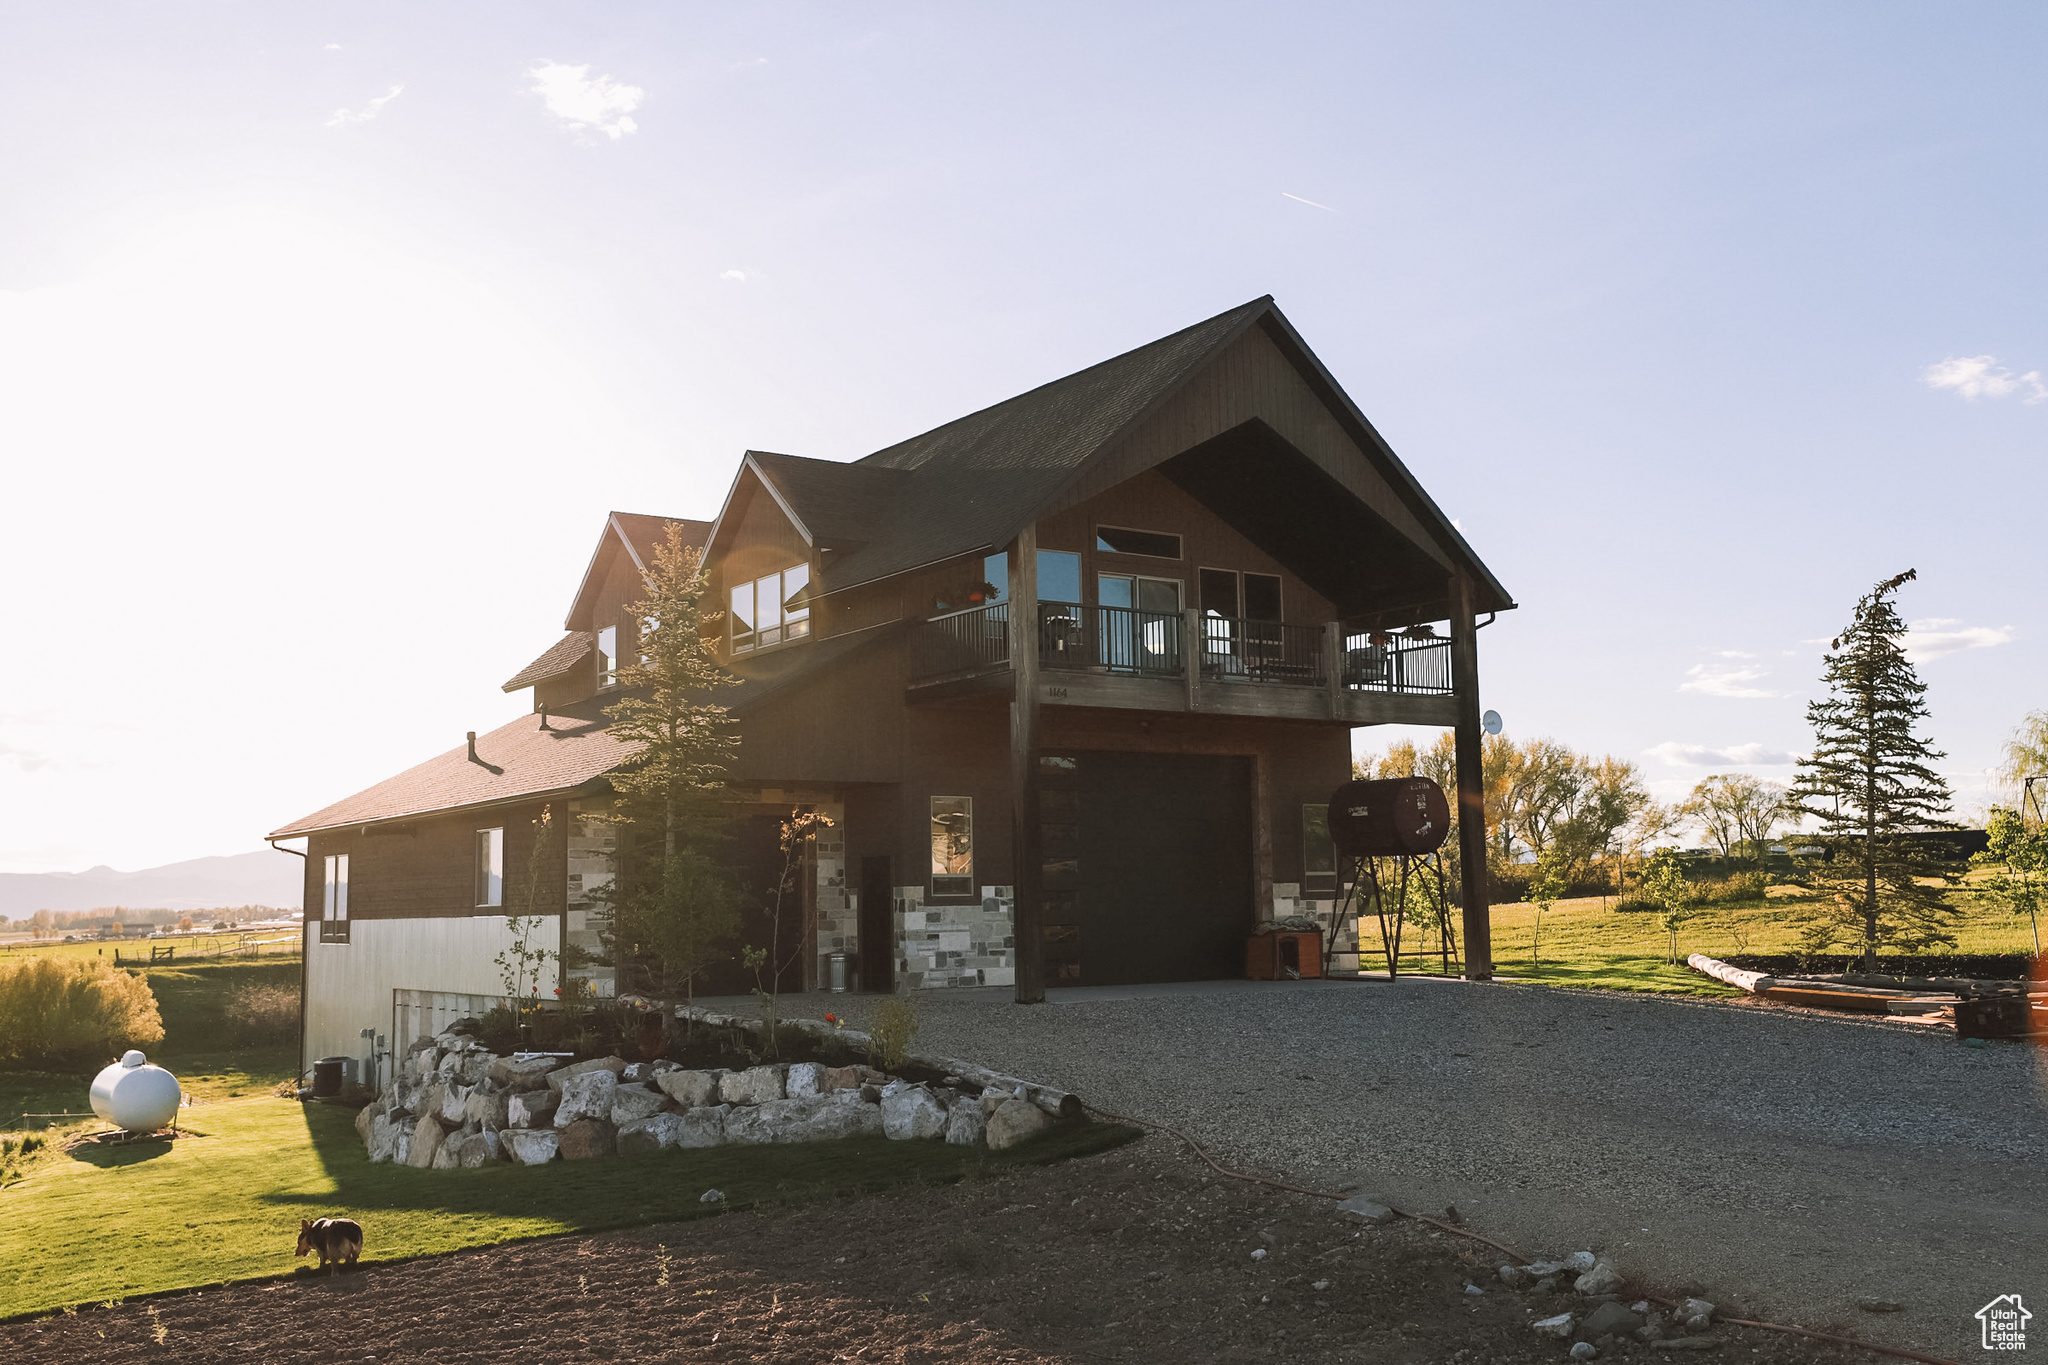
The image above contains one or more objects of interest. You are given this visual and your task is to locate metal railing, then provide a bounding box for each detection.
[909,602,1010,679]
[1198,615,1327,687]
[1044,603,1183,677]
[1340,628,1454,695]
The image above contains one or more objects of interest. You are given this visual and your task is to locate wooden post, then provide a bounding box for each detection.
[1449,574,1493,980]
[1184,607,1203,713]
[1009,528,1046,1004]
[1324,620,1345,720]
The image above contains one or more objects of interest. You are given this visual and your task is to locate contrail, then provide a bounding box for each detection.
[1282,192,1339,213]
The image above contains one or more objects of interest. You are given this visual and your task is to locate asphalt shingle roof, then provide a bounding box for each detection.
[501,631,594,692]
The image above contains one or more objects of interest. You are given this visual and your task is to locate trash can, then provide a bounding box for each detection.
[828,952,849,993]
[312,1056,352,1098]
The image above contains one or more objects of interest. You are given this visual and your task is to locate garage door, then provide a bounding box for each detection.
[1040,750,1253,985]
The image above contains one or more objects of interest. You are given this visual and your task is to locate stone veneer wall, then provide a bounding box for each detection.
[564,800,616,998]
[808,802,849,987]
[894,883,1015,990]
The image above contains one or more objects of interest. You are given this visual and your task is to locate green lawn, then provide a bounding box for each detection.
[1356,883,2037,995]
[0,1094,1135,1319]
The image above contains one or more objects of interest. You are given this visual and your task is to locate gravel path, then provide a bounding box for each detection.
[741,978,2047,1359]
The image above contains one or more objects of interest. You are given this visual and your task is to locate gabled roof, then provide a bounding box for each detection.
[267,706,634,839]
[565,511,713,631]
[727,297,1512,615]
[502,631,593,693]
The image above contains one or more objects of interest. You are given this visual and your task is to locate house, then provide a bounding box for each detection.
[271,296,1515,1081]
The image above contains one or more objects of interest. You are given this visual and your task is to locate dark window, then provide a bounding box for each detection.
[1243,573,1283,621]
[1199,568,1239,617]
[1094,526,1182,559]
[1303,805,1336,895]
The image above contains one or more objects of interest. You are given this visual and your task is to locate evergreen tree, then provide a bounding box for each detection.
[594,521,742,1007]
[1789,569,1959,965]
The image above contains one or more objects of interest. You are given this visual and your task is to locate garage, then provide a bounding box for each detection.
[1040,750,1254,985]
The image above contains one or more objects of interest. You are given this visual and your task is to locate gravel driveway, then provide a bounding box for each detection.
[748,977,2047,1359]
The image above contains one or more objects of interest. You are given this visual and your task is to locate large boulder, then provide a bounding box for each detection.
[719,1066,785,1106]
[508,1088,560,1128]
[785,1062,827,1098]
[546,1055,627,1092]
[439,1082,471,1126]
[820,1065,863,1092]
[453,1128,503,1168]
[944,1096,987,1147]
[985,1098,1053,1151]
[354,1098,386,1143]
[459,1051,494,1086]
[464,1086,509,1128]
[490,1054,560,1091]
[725,1093,884,1144]
[676,1105,729,1148]
[417,1081,447,1122]
[502,1128,561,1165]
[559,1117,617,1160]
[434,1050,465,1082]
[555,1069,619,1127]
[407,1113,449,1168]
[385,1075,418,1114]
[430,1135,462,1169]
[365,1113,406,1163]
[881,1083,948,1141]
[617,1112,689,1155]
[655,1069,722,1109]
[413,1049,440,1081]
[610,1084,668,1127]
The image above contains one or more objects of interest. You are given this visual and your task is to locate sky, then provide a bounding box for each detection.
[0,2,2042,875]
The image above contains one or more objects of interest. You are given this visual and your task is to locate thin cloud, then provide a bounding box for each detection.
[326,85,403,127]
[1646,741,1796,768]
[1716,649,1756,659]
[1679,663,1776,698]
[1282,192,1339,213]
[719,269,752,283]
[0,742,53,772]
[1923,355,2047,404]
[1904,618,2016,663]
[530,61,644,140]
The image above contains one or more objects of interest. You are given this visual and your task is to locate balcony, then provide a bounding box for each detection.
[907,602,1458,725]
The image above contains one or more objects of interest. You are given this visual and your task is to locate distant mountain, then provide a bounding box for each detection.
[0,850,305,917]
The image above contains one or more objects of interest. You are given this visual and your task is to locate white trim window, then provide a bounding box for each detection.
[476,827,504,908]
[930,796,974,899]
[321,853,350,944]
[597,625,619,687]
[730,564,811,654]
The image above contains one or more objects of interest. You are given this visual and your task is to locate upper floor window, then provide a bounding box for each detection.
[597,625,618,687]
[476,827,504,908]
[1095,526,1182,559]
[321,854,350,944]
[731,563,811,654]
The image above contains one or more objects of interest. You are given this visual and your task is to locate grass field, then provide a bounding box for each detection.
[0,1094,1136,1319]
[1359,883,2038,995]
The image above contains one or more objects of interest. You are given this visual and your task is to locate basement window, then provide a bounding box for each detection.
[1095,526,1182,560]
[476,827,504,908]
[321,853,350,944]
[930,797,974,899]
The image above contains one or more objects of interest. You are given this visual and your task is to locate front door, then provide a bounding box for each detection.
[858,856,893,992]
[1096,574,1182,674]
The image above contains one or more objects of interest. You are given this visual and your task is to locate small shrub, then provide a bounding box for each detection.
[866,991,920,1072]
[0,956,163,1069]
[1612,898,1661,915]
[223,983,299,1044]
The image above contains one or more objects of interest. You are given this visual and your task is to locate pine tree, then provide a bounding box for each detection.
[1789,569,1959,965]
[594,521,742,1007]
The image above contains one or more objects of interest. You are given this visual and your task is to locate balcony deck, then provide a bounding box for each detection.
[906,602,1459,726]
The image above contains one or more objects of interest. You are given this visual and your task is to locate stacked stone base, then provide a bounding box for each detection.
[355,1031,1058,1170]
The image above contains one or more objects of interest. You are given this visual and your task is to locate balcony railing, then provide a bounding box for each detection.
[1340,628,1453,695]
[908,602,1010,679]
[1198,615,1327,687]
[905,603,1457,699]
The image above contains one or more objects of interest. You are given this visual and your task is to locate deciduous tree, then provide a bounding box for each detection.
[1678,773,1789,866]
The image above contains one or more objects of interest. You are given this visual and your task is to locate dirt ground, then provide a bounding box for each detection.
[2,1134,1889,1365]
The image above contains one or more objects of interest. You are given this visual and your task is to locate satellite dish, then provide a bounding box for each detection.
[1482,709,1502,736]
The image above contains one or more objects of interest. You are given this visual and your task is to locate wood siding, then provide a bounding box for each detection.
[304,800,566,922]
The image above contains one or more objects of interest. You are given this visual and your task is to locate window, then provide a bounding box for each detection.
[1037,550,1082,605]
[1095,525,1182,559]
[1243,573,1283,622]
[730,564,811,653]
[1303,805,1336,895]
[475,827,504,908]
[320,854,350,944]
[929,797,973,899]
[1199,568,1240,617]
[597,625,618,687]
[982,552,1008,603]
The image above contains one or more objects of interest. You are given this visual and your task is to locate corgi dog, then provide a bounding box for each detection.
[295,1217,363,1272]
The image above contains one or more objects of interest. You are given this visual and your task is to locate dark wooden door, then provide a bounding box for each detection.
[858,856,894,992]
[1070,751,1252,984]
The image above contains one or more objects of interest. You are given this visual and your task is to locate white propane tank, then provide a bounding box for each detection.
[89,1050,183,1133]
